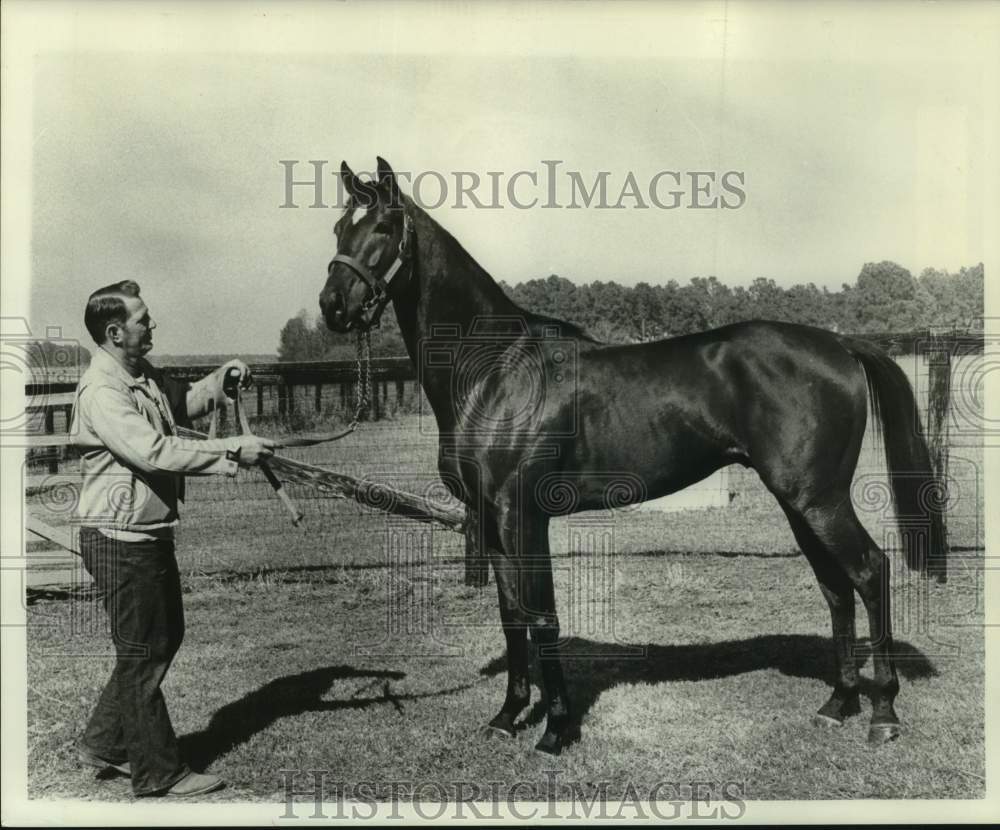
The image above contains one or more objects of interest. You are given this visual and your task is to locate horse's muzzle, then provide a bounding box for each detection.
[319,289,350,332]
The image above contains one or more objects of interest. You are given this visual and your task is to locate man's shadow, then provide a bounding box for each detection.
[179,665,410,769]
[480,633,937,734]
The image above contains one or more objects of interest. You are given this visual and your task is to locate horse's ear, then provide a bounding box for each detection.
[376,156,394,183]
[340,161,377,208]
[376,156,402,206]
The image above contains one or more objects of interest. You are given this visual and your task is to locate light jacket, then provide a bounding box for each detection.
[71,348,242,532]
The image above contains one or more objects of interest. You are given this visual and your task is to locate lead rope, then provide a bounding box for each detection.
[205,330,374,525]
[285,328,372,442]
[225,329,373,449]
[227,370,304,526]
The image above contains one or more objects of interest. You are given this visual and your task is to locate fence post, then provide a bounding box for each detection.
[926,344,951,580]
[315,383,323,414]
[44,406,57,474]
[396,380,405,412]
[60,404,72,467]
[257,384,264,418]
[277,382,287,417]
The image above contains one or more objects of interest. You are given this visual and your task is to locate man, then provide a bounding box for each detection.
[70,280,275,797]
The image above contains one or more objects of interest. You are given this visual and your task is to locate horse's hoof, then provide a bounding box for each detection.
[812,713,844,729]
[533,731,563,756]
[484,723,515,740]
[867,722,901,745]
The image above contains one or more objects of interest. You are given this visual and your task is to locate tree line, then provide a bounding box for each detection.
[279,261,984,360]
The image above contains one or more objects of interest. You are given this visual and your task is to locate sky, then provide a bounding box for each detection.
[9,1,997,355]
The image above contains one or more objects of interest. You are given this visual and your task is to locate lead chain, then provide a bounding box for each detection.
[350,329,373,429]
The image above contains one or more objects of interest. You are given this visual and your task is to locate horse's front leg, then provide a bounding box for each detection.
[500,511,573,755]
[485,514,531,738]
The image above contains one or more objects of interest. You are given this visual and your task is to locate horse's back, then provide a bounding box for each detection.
[580,320,865,401]
[559,320,869,506]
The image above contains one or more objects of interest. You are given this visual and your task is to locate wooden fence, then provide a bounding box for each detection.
[161,356,419,422]
[23,357,422,470]
[25,356,419,423]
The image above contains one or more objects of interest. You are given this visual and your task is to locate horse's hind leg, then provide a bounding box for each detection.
[786,497,901,744]
[853,531,902,744]
[780,503,861,726]
[524,556,573,755]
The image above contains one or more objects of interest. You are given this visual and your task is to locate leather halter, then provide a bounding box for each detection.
[331,212,414,329]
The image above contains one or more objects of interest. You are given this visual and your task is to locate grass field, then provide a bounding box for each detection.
[23,416,986,804]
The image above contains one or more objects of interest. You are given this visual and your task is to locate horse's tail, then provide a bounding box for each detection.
[841,336,947,581]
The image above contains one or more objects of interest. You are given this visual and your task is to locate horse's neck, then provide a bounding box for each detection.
[393,207,517,428]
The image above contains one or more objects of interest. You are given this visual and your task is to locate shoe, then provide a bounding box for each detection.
[165,771,225,797]
[78,747,131,777]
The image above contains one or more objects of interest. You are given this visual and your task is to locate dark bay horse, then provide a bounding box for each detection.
[319,157,945,755]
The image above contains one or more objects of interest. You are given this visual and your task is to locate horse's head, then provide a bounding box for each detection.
[320,157,413,332]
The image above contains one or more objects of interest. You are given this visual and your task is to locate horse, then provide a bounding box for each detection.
[318,157,946,755]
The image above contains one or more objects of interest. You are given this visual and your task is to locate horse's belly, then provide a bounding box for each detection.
[563,419,730,512]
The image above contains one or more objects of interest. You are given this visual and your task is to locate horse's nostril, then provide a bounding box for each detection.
[321,290,348,327]
[322,291,343,313]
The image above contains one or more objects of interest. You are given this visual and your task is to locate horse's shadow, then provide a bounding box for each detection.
[179,636,937,767]
[179,665,408,769]
[479,633,937,734]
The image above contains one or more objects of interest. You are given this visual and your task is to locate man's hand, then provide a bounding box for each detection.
[219,359,253,394]
[235,436,276,468]
[187,360,253,421]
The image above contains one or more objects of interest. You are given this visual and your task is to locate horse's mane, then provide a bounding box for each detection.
[400,194,602,345]
[517,308,602,344]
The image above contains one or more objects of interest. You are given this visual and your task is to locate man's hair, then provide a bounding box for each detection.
[84,280,142,344]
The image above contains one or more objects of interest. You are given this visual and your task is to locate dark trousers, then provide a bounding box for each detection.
[78,527,190,796]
